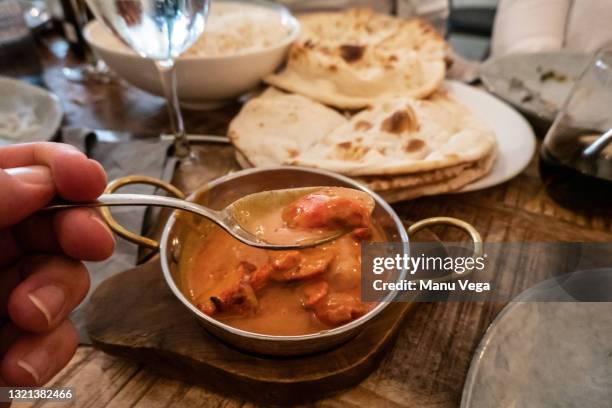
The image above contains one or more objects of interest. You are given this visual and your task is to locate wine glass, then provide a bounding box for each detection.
[85,0,211,160]
[539,42,612,213]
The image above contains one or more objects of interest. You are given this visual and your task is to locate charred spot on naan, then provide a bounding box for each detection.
[304,39,316,49]
[339,44,366,63]
[404,138,427,153]
[334,141,370,161]
[289,44,308,61]
[354,120,373,131]
[380,106,419,134]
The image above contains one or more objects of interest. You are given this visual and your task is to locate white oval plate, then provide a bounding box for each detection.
[444,81,536,193]
[0,76,63,146]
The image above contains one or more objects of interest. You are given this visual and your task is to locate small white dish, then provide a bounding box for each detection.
[84,0,300,110]
[0,76,63,146]
[444,81,537,193]
[479,51,591,124]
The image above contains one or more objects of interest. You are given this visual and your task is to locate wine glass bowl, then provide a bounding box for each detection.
[539,43,612,213]
[87,0,209,60]
[86,0,212,159]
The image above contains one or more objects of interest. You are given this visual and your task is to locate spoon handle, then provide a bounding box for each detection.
[42,193,222,221]
[582,128,612,158]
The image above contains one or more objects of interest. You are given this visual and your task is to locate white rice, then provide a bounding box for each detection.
[184,2,291,57]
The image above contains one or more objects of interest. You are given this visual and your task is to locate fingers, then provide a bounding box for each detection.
[0,320,78,386]
[12,209,115,262]
[0,142,79,168]
[0,142,107,201]
[6,214,61,256]
[53,209,115,261]
[0,166,55,229]
[0,208,115,271]
[49,150,107,202]
[0,265,21,317]
[7,256,90,333]
[0,143,107,228]
[0,229,21,273]
[0,323,20,356]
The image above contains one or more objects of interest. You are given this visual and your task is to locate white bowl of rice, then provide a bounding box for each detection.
[84,0,299,109]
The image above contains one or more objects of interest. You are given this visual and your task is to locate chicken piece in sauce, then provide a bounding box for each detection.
[269,250,335,282]
[282,187,373,230]
[312,293,369,326]
[300,280,329,308]
[197,261,259,315]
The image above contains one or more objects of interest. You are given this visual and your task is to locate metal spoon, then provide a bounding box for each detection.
[42,187,355,250]
[582,128,612,158]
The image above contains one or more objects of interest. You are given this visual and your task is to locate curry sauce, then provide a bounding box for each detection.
[179,187,385,336]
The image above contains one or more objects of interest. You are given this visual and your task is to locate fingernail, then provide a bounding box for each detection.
[5,165,52,186]
[16,359,41,385]
[27,285,66,326]
[90,215,116,245]
[16,345,50,385]
[57,143,83,154]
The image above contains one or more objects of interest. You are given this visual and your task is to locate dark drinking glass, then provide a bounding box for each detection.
[539,43,612,215]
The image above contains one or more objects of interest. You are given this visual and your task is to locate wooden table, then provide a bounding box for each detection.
[13,36,612,408]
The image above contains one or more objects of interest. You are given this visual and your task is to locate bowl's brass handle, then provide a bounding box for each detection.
[407,216,483,282]
[101,175,186,250]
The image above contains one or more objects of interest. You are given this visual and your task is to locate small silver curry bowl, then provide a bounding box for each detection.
[101,166,481,356]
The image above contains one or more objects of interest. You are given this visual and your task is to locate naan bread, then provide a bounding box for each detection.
[356,161,473,191]
[228,88,347,167]
[264,9,449,109]
[292,91,497,176]
[376,152,496,203]
[229,87,497,177]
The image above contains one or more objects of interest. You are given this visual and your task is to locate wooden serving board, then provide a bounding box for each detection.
[85,256,417,405]
[85,225,447,405]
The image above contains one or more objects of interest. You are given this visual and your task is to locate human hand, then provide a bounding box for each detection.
[0,143,115,394]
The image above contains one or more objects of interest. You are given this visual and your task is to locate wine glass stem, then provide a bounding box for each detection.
[155,59,191,158]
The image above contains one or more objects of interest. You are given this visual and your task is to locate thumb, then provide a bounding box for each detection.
[0,166,55,229]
